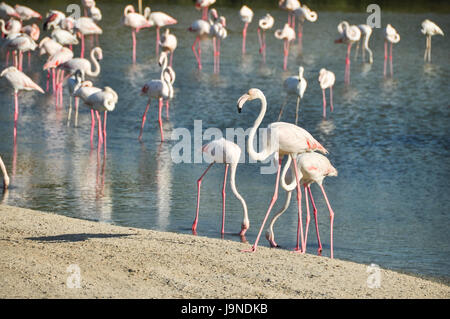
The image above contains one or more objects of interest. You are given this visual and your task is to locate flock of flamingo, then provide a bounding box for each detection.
[0,0,445,258]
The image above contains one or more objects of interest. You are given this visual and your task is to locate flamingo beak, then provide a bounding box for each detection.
[237,94,250,113]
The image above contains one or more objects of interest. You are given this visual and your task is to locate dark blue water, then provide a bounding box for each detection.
[1,2,449,279]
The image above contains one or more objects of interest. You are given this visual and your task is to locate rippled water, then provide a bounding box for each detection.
[1,2,449,279]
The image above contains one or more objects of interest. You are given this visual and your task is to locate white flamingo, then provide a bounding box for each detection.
[239,5,253,55]
[67,69,84,127]
[318,68,336,119]
[421,19,444,62]
[278,66,307,125]
[121,5,153,63]
[0,2,20,20]
[74,17,102,58]
[160,28,177,67]
[274,23,296,71]
[292,4,317,48]
[146,8,177,57]
[237,88,328,253]
[193,138,249,237]
[335,21,361,84]
[383,24,400,77]
[266,152,337,258]
[278,0,300,28]
[355,24,373,64]
[257,13,274,62]
[2,33,37,71]
[195,0,216,21]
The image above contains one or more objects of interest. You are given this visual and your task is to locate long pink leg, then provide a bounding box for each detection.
[138,100,150,141]
[193,162,215,234]
[80,34,85,59]
[292,15,295,29]
[90,109,95,148]
[46,70,50,92]
[389,42,393,76]
[52,69,56,94]
[322,89,327,119]
[257,28,263,54]
[13,91,18,140]
[27,51,31,69]
[96,110,103,145]
[262,31,266,62]
[298,22,303,49]
[103,111,107,154]
[5,50,9,66]
[165,100,170,119]
[345,43,351,84]
[158,98,164,142]
[192,37,202,70]
[156,27,160,57]
[384,40,387,77]
[18,51,23,71]
[221,164,229,235]
[283,39,289,71]
[307,186,323,255]
[217,38,221,73]
[132,30,136,63]
[213,37,217,74]
[303,185,311,253]
[242,22,248,55]
[330,86,334,112]
[292,156,305,253]
[319,185,334,259]
[242,158,282,253]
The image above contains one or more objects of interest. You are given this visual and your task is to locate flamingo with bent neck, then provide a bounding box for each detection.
[193,137,249,238]
[335,21,361,84]
[121,5,153,63]
[237,88,328,253]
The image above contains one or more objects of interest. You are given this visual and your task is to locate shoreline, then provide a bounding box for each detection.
[0,204,448,298]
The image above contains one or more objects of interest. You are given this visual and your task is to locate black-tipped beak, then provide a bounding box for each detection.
[237,93,249,114]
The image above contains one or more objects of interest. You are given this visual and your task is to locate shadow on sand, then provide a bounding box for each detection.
[25,233,133,243]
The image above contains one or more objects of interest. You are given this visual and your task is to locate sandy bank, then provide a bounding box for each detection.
[0,204,448,298]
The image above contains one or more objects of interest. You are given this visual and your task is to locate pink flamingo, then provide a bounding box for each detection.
[81,0,96,16]
[237,88,328,253]
[0,155,9,191]
[292,4,317,49]
[43,47,74,106]
[121,5,152,63]
[0,66,44,139]
[274,23,296,71]
[160,28,177,67]
[139,63,175,142]
[193,137,249,237]
[86,1,102,23]
[188,8,218,71]
[212,15,227,74]
[39,37,63,92]
[0,2,20,20]
[257,13,274,62]
[278,0,300,28]
[335,21,361,84]
[266,152,337,258]
[421,20,444,63]
[74,17,102,58]
[383,24,400,77]
[2,33,37,72]
[318,68,335,119]
[14,4,41,21]
[195,0,216,21]
[239,5,253,55]
[146,8,178,57]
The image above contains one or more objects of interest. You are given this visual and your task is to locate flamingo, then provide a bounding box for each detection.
[0,2,20,20]
[292,4,317,49]
[239,5,253,55]
[146,8,178,57]
[160,28,177,67]
[212,15,227,74]
[74,17,102,58]
[421,19,444,63]
[39,37,63,91]
[0,155,9,191]
[2,33,37,71]
[14,4,41,21]
[193,138,249,237]
[383,24,400,77]
[237,88,328,253]
[139,63,175,142]
[0,18,21,37]
[266,152,337,258]
[195,0,216,21]
[51,27,79,47]
[335,21,361,84]
[43,10,66,31]
[81,0,96,16]
[278,66,307,125]
[21,23,40,41]
[0,66,44,139]
[43,47,74,105]
[354,24,373,64]
[67,69,84,127]
[274,23,295,71]
[188,8,218,71]
[86,1,102,23]
[278,0,300,28]
[257,13,274,62]
[318,68,335,119]
[121,5,152,63]
[72,80,103,147]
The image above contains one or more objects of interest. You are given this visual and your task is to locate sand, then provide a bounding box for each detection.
[0,204,448,299]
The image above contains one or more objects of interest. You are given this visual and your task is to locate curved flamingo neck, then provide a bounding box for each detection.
[124,5,135,16]
[87,48,101,77]
[247,91,271,162]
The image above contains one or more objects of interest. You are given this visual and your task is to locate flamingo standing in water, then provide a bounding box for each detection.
[0,66,44,139]
[421,19,444,63]
[74,17,102,58]
[239,5,253,55]
[278,66,307,125]
[2,33,37,71]
[293,4,318,49]
[0,155,9,191]
[188,8,218,71]
[160,28,177,67]
[193,137,249,237]
[274,23,296,71]
[121,5,152,63]
[237,88,328,253]
[354,24,373,64]
[278,0,300,28]
[318,68,335,119]
[383,24,400,77]
[146,8,177,57]
[266,152,337,258]
[39,37,63,92]
[335,21,361,84]
[139,62,175,142]
[43,47,74,106]
[195,0,216,21]
[212,15,227,74]
[257,13,274,62]
[67,69,85,127]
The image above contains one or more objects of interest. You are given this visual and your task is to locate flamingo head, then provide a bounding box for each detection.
[0,66,17,77]
[141,84,149,96]
[43,11,62,31]
[237,88,262,113]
